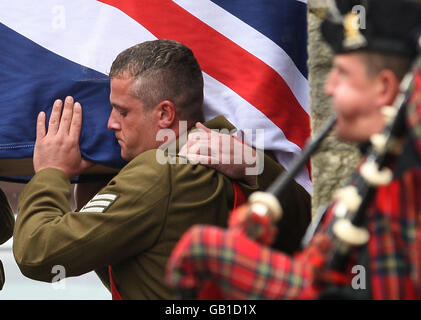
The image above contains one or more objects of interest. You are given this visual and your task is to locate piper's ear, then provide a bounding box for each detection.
[155,100,176,129]
[375,69,401,107]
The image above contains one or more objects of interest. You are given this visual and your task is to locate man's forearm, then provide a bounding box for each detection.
[14,168,73,281]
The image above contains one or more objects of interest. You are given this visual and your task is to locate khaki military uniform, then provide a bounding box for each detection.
[13,116,310,299]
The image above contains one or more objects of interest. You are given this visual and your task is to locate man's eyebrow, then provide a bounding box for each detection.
[111,103,126,110]
[332,62,348,73]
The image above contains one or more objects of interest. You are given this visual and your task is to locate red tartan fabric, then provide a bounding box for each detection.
[166,224,334,299]
[166,169,421,299]
[198,280,225,300]
[368,169,421,299]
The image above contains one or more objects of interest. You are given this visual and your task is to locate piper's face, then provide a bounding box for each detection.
[324,53,387,142]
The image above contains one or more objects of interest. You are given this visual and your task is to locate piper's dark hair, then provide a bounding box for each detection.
[358,51,412,80]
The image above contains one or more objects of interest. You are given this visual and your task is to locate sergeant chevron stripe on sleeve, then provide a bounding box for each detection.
[79,193,118,213]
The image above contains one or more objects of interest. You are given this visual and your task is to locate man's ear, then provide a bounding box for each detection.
[375,69,401,107]
[155,100,176,129]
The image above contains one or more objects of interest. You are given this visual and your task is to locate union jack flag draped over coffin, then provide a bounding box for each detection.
[0,0,310,192]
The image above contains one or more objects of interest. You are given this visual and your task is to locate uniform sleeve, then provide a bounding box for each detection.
[0,188,14,245]
[14,151,171,282]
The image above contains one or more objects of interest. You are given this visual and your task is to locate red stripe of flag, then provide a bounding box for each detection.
[99,0,310,149]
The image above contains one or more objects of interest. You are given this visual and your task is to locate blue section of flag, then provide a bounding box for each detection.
[0,22,126,172]
[210,0,308,77]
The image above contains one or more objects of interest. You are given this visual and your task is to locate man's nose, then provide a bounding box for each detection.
[107,109,121,131]
[324,70,336,97]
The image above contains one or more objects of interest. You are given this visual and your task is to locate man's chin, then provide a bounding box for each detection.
[120,151,131,161]
[335,127,368,144]
[121,147,153,161]
[121,150,140,161]
[121,155,131,161]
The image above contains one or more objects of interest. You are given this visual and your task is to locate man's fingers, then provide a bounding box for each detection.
[58,96,75,135]
[47,99,63,135]
[178,144,188,157]
[195,122,211,133]
[36,111,46,140]
[187,126,213,146]
[69,102,82,140]
[189,139,212,156]
[187,131,210,143]
[186,153,213,165]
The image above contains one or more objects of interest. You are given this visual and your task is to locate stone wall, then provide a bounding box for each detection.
[307,2,360,216]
